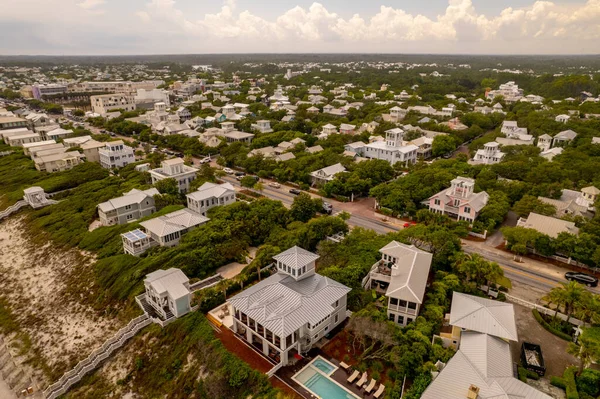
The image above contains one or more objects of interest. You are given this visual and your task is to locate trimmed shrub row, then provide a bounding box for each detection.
[532,309,572,341]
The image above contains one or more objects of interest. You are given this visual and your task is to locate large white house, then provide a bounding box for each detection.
[98,188,159,226]
[149,158,199,193]
[471,142,505,165]
[310,163,346,186]
[356,128,418,166]
[422,292,550,399]
[363,241,432,326]
[99,140,135,169]
[425,177,489,223]
[229,246,351,365]
[186,182,236,216]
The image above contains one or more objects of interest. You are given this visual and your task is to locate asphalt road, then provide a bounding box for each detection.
[221,174,600,295]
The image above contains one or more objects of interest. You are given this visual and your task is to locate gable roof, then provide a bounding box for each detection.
[145,268,190,300]
[312,162,346,177]
[517,212,579,238]
[187,182,235,201]
[140,208,209,237]
[97,188,159,213]
[380,241,432,303]
[449,292,518,341]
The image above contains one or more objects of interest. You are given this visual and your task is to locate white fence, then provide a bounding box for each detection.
[505,293,583,326]
[44,314,151,399]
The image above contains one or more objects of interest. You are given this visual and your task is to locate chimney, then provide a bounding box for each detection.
[467,384,480,399]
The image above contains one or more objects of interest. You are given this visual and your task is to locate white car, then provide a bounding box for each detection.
[268,182,281,189]
[223,167,234,174]
[200,157,211,164]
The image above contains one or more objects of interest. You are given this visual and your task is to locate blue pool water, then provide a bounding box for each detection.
[295,367,359,399]
[312,358,336,374]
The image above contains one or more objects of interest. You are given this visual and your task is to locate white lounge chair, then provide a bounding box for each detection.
[374,383,386,398]
[347,370,359,383]
[356,372,367,387]
[340,361,350,372]
[365,378,376,393]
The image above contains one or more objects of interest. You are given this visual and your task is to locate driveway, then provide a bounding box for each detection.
[511,303,578,379]
[486,210,518,247]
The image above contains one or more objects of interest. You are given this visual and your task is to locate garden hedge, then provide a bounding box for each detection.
[532,309,572,341]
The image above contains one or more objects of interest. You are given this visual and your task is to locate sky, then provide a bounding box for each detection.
[1,0,600,55]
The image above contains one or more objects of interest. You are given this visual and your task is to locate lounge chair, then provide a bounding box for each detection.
[356,372,367,387]
[374,384,385,398]
[365,379,376,393]
[340,361,350,372]
[347,370,359,383]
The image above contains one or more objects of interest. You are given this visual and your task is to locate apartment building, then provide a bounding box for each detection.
[32,83,68,100]
[99,140,135,169]
[363,241,432,326]
[34,151,83,173]
[90,94,136,116]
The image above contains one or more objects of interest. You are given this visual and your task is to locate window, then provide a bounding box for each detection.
[390,298,398,306]
[453,199,460,207]
[407,317,413,324]
[124,204,132,210]
[126,214,133,220]
[388,313,395,322]
[397,315,404,324]
[408,302,417,310]
[434,199,440,206]
[399,300,407,308]
[464,206,471,214]
[334,300,339,308]
[334,314,339,323]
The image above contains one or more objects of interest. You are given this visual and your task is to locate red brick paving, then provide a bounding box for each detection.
[213,326,273,373]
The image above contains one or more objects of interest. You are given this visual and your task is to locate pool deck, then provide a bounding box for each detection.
[278,349,381,399]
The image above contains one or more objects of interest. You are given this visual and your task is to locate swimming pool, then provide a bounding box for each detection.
[293,357,359,399]
[312,357,337,375]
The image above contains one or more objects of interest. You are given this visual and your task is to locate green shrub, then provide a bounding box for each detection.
[518,366,528,382]
[551,376,567,389]
[564,367,580,399]
[526,369,540,380]
[532,309,572,341]
[576,369,600,397]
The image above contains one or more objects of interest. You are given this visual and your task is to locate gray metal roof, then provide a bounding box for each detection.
[450,292,518,341]
[140,208,209,237]
[145,268,190,300]
[273,246,320,269]
[187,182,235,202]
[228,271,350,338]
[98,188,159,213]
[380,241,432,304]
[422,330,551,399]
[517,212,579,238]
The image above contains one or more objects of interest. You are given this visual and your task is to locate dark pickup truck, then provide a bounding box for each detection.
[521,342,546,376]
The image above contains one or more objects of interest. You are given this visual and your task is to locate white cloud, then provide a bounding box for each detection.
[77,0,105,9]
[2,0,600,54]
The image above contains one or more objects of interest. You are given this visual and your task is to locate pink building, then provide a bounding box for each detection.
[425,177,489,223]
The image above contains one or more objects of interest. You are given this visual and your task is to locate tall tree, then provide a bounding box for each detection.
[568,327,600,375]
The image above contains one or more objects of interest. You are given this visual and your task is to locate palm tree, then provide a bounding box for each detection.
[543,288,566,320]
[568,327,600,375]
[575,292,600,325]
[547,281,586,323]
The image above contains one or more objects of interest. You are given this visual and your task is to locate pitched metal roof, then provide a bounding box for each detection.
[273,246,320,269]
[145,268,190,300]
[449,292,518,341]
[228,271,350,337]
[98,188,159,213]
[380,241,432,304]
[517,212,579,239]
[187,182,235,202]
[140,208,209,237]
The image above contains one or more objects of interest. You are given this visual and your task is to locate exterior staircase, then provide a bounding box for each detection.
[43,314,151,399]
[0,200,28,221]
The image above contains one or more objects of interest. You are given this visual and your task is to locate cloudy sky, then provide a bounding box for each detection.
[1,0,600,55]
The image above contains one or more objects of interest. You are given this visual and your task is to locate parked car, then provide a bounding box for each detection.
[322,202,333,215]
[403,221,417,228]
[234,171,245,177]
[200,157,211,164]
[565,271,598,287]
[289,188,301,195]
[223,167,234,174]
[268,182,281,189]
